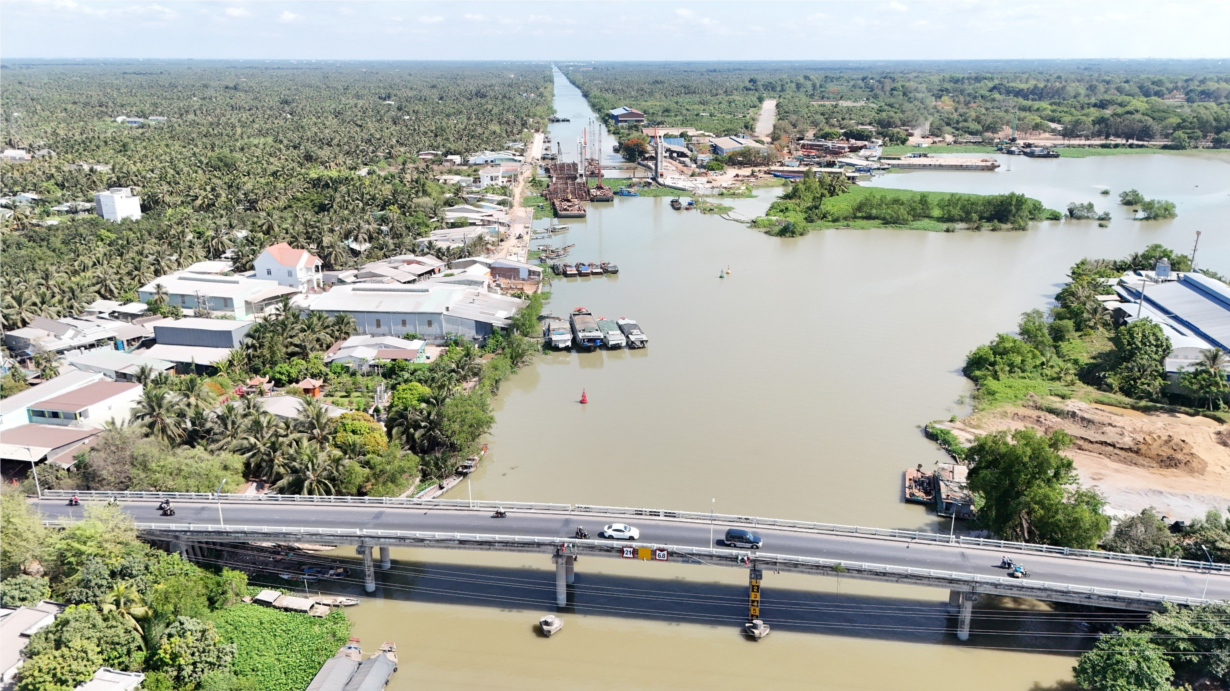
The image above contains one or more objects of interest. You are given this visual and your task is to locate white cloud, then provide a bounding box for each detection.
[676,8,696,18]
[337,6,355,16]
[224,7,249,18]
[913,19,929,26]
[806,12,827,23]
[889,1,909,12]
[464,13,485,21]
[278,10,299,23]
[419,15,444,24]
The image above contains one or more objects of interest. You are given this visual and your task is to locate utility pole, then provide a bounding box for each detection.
[1191,230,1202,272]
[216,478,227,526]
[710,498,716,546]
[1137,280,1148,319]
[26,446,41,498]
[1201,545,1214,600]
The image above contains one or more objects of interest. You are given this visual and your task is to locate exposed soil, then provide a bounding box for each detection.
[944,396,1230,520]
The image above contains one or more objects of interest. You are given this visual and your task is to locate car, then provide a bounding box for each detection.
[724,528,762,549]
[601,523,640,540]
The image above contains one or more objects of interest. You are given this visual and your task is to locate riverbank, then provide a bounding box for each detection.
[882,144,1229,158]
[939,397,1230,520]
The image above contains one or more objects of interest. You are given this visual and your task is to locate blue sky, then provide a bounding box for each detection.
[2,0,1227,61]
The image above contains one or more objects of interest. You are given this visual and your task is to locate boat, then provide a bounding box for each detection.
[1024,147,1060,158]
[685,200,695,210]
[589,262,604,276]
[303,566,349,579]
[377,641,398,666]
[312,596,361,607]
[617,318,647,348]
[601,261,619,275]
[539,615,563,637]
[576,262,591,277]
[904,465,935,504]
[615,187,638,197]
[548,116,570,123]
[670,198,683,210]
[563,263,578,278]
[544,221,570,234]
[613,143,621,153]
[589,185,614,202]
[570,308,603,350]
[457,456,479,474]
[279,573,319,583]
[743,619,771,640]
[597,318,626,349]
[543,318,573,350]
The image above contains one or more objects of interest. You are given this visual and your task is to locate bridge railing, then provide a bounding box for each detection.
[46,520,1210,608]
[38,490,1227,572]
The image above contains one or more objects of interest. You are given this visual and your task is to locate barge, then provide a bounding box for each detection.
[562,263,578,278]
[543,318,573,350]
[553,199,587,218]
[903,465,935,504]
[616,318,647,348]
[570,308,603,350]
[601,261,619,274]
[576,262,591,277]
[597,318,626,349]
[589,262,604,276]
[883,153,1000,171]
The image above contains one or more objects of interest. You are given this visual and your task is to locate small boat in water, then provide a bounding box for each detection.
[589,262,604,276]
[313,596,361,607]
[570,308,603,351]
[601,261,619,275]
[615,187,638,197]
[540,615,563,637]
[303,566,349,579]
[576,263,591,277]
[670,198,683,210]
[597,318,626,349]
[543,318,573,350]
[563,263,578,278]
[279,573,319,583]
[744,619,771,640]
[617,318,647,348]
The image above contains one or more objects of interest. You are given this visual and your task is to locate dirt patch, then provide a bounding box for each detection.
[945,397,1230,519]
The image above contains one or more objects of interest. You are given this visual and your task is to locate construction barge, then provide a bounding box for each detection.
[570,308,603,351]
[881,153,1000,171]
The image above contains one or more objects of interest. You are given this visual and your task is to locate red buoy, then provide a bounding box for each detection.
[580,389,588,404]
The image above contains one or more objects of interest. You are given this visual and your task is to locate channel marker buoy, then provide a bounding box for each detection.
[580,389,588,404]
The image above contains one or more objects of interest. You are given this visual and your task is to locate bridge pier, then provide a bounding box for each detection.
[951,590,978,641]
[553,555,572,607]
[379,546,391,570]
[565,556,576,585]
[362,545,375,593]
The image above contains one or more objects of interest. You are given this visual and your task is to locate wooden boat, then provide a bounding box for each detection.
[563,263,578,278]
[601,262,619,274]
[743,619,771,639]
[539,615,563,637]
[615,187,638,197]
[904,465,935,504]
[378,641,398,665]
[576,263,591,277]
[670,198,683,210]
[313,596,361,607]
[589,262,603,275]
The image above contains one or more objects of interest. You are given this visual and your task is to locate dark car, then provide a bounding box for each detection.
[724,528,762,549]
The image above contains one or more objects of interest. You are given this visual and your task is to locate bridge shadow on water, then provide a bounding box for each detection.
[225,545,1135,656]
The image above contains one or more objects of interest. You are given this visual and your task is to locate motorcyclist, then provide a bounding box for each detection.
[1000,556,1014,568]
[575,526,588,539]
[69,494,80,506]
[159,499,174,515]
[493,507,506,518]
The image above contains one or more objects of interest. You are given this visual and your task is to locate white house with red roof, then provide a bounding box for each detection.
[254,242,323,293]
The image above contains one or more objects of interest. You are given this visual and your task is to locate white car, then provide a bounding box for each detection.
[601,523,640,540]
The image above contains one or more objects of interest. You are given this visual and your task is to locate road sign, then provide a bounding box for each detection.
[654,548,669,561]
[637,547,652,560]
[748,568,763,622]
[621,547,635,559]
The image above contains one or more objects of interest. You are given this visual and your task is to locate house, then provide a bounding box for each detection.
[66,350,175,382]
[256,396,347,420]
[442,155,463,167]
[442,204,509,226]
[25,380,142,429]
[66,162,112,172]
[254,243,323,293]
[300,284,525,343]
[435,174,474,186]
[0,370,104,432]
[94,187,142,222]
[1111,271,1230,379]
[466,151,523,165]
[15,192,41,204]
[74,668,146,691]
[138,271,295,319]
[0,425,103,473]
[490,258,543,282]
[420,262,492,291]
[417,150,443,160]
[609,107,646,125]
[139,318,254,370]
[294,377,324,398]
[710,136,765,156]
[479,166,502,188]
[0,600,63,685]
[326,334,427,370]
[0,149,32,162]
[4,316,119,358]
[417,225,502,250]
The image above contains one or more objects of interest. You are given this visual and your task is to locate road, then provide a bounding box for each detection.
[35,499,1230,602]
[754,99,777,139]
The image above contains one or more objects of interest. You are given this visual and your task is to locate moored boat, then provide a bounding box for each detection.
[539,615,563,637]
[615,187,638,197]
[670,198,683,210]
[744,619,771,639]
[601,261,619,274]
[570,308,603,350]
[576,262,591,277]
[597,318,626,349]
[543,318,573,350]
[563,263,578,278]
[616,318,647,348]
[589,262,603,275]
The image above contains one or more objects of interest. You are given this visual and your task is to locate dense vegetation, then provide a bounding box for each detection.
[1,60,551,328]
[760,168,1059,233]
[567,60,1230,148]
[1074,603,1230,690]
[0,493,349,691]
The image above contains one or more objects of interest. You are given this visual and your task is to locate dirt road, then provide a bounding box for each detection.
[754,99,777,139]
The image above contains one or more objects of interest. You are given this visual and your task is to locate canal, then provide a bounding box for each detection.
[340,66,1230,690]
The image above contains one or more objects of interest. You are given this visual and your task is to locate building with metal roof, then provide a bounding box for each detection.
[301,285,523,343]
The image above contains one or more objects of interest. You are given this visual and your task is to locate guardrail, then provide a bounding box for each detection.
[38,490,1228,573]
[42,520,1210,609]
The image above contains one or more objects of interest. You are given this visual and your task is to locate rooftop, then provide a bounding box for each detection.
[304,285,522,325]
[139,271,273,300]
[262,242,321,268]
[151,317,254,332]
[139,344,233,365]
[34,381,141,412]
[0,370,102,418]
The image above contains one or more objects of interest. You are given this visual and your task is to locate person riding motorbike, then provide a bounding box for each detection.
[1000,556,1014,568]
[68,495,80,507]
[574,526,588,539]
[159,499,174,515]
[493,508,507,518]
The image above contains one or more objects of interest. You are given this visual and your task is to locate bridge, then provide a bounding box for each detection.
[33,491,1230,641]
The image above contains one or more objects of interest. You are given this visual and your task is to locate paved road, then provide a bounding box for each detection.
[35,499,1230,602]
[754,99,777,139]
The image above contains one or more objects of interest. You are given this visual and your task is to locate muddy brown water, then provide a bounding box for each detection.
[332,68,1230,690]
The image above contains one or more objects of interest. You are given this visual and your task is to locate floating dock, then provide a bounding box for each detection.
[881,154,1000,171]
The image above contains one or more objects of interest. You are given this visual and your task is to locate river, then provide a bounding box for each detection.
[337,67,1230,690]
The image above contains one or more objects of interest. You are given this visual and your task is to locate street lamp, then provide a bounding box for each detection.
[710,498,716,546]
[25,446,41,498]
[1201,544,1214,600]
[215,478,228,527]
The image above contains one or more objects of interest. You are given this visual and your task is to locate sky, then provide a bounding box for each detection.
[1,0,1228,61]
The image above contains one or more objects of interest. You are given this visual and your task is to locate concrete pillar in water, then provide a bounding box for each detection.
[379,546,391,570]
[554,555,568,607]
[948,589,962,609]
[957,592,978,641]
[565,555,576,585]
[362,546,375,593]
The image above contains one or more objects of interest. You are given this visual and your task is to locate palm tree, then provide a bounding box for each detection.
[101,582,150,635]
[179,377,217,411]
[133,388,188,444]
[272,442,344,495]
[208,402,246,451]
[295,398,335,446]
[1199,348,1229,373]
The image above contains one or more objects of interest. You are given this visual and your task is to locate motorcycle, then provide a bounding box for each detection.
[1009,564,1030,579]
[492,508,507,518]
[67,497,80,507]
[574,528,589,539]
[999,556,1015,569]
[161,508,176,517]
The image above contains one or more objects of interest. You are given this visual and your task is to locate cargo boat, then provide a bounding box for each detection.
[597,318,626,349]
[589,262,604,276]
[576,263,591,277]
[903,465,935,504]
[570,308,603,350]
[601,262,619,275]
[563,263,578,278]
[616,318,647,348]
[543,318,573,350]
